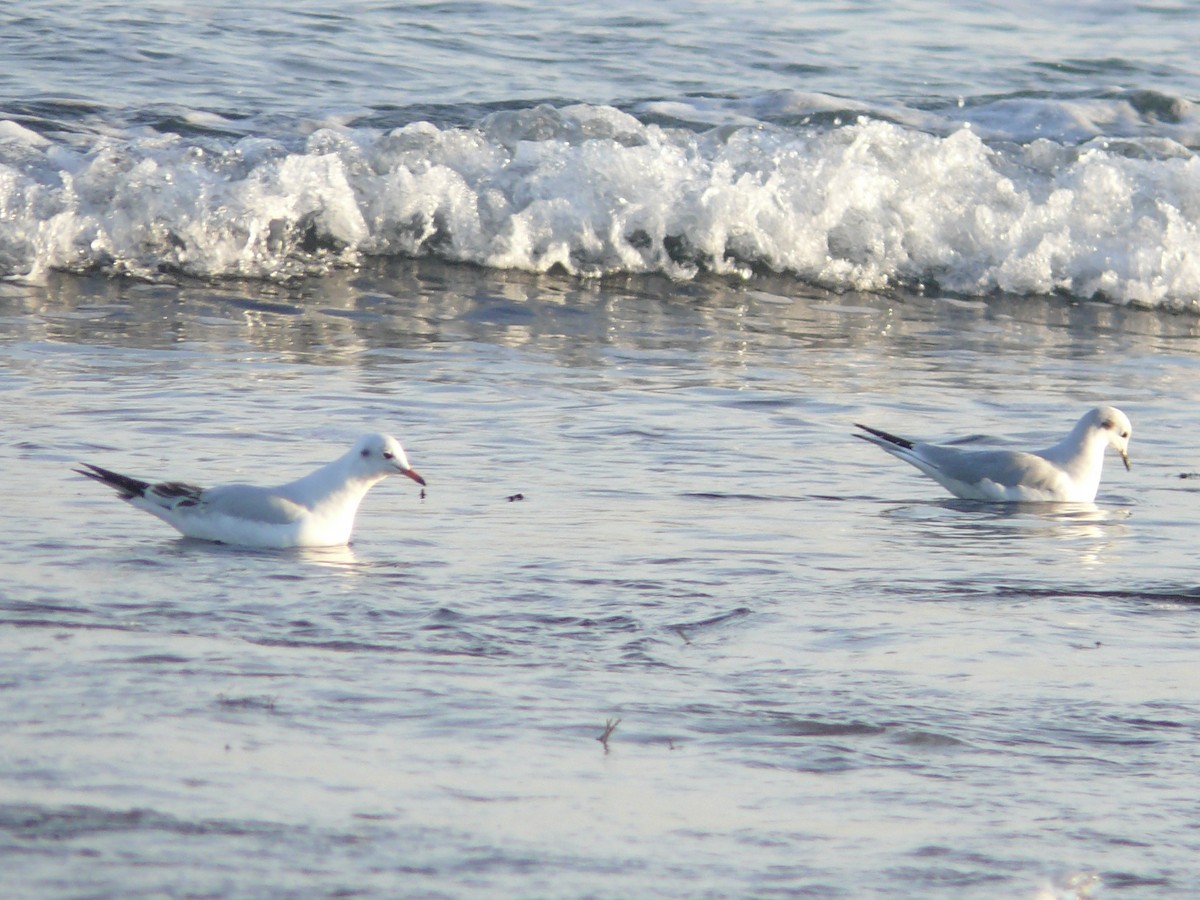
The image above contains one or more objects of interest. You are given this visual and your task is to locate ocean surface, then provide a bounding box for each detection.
[3,2,1200,897]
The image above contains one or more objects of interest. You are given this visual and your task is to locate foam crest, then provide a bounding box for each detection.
[2,103,1199,309]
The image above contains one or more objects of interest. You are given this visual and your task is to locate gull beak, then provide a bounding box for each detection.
[401,466,426,486]
[1120,449,1131,471]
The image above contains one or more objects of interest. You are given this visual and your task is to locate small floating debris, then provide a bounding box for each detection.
[597,717,620,753]
[507,493,525,502]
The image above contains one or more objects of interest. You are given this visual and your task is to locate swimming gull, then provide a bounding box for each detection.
[75,433,425,548]
[853,406,1131,502]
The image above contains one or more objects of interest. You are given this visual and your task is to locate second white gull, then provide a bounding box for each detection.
[853,406,1131,502]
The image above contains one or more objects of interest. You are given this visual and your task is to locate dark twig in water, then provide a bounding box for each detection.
[217,693,277,711]
[507,493,524,502]
[598,717,621,752]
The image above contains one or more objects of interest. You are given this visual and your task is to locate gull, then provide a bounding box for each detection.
[75,433,426,548]
[853,406,1132,502]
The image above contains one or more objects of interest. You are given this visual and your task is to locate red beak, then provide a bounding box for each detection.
[402,467,426,487]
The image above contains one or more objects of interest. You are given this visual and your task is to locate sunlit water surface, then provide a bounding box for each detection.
[2,263,1199,897]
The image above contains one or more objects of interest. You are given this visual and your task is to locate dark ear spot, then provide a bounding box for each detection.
[361,448,370,457]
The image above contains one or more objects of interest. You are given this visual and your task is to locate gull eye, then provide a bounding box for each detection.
[383,451,394,460]
[1121,430,1129,439]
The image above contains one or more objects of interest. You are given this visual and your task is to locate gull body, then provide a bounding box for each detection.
[853,406,1132,502]
[76,433,425,548]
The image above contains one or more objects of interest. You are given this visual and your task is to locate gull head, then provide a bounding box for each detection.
[1089,405,1132,471]
[352,433,426,485]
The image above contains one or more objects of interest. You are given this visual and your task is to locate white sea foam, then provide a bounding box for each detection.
[3,101,1200,309]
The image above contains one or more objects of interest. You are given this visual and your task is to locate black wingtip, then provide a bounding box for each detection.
[74,463,150,500]
[853,423,914,450]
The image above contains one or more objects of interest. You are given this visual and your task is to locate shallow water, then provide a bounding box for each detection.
[3,263,1200,897]
[5,0,1200,895]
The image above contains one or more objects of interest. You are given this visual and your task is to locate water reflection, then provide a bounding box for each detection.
[4,261,1198,377]
[872,498,1133,568]
[168,537,362,568]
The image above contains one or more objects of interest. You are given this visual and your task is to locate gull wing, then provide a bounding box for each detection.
[854,425,1070,499]
[912,445,1066,494]
[199,484,308,525]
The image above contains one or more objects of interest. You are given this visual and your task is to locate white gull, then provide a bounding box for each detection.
[75,433,425,548]
[853,406,1132,502]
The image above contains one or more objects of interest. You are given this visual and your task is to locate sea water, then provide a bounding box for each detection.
[4,1,1200,307]
[2,2,1200,897]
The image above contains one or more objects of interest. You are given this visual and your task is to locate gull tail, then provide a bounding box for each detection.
[853,423,915,451]
[74,463,150,501]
